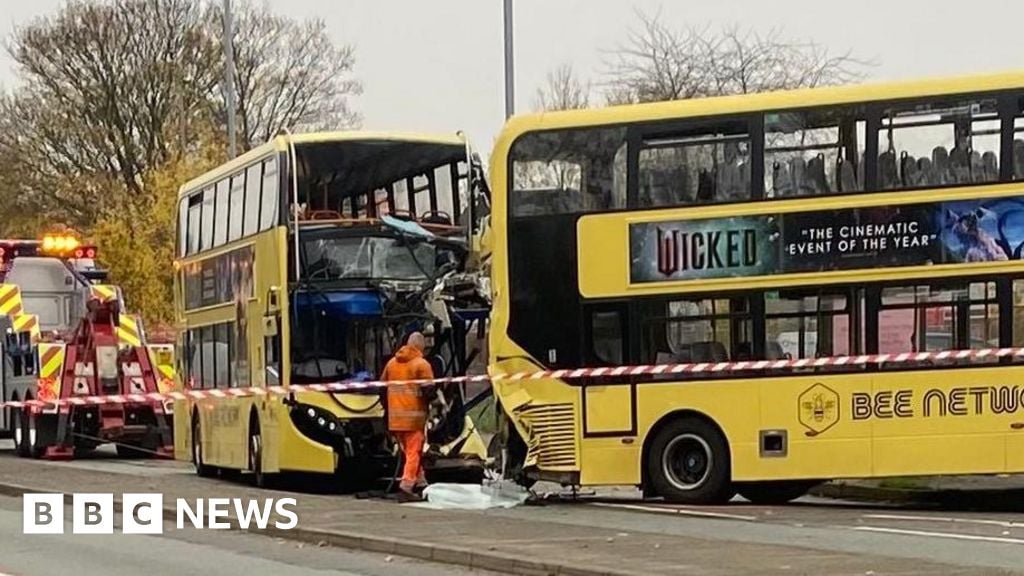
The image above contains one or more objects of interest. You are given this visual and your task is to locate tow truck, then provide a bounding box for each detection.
[0,234,175,459]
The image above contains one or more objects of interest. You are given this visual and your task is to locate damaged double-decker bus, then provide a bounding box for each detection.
[173,131,492,488]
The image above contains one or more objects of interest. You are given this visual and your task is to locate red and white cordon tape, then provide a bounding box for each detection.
[5,346,1024,410]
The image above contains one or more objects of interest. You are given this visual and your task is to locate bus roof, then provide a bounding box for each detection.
[179,131,466,198]
[495,70,1024,152]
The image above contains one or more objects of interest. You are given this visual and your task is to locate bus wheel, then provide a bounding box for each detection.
[737,481,817,505]
[647,417,731,504]
[249,419,267,489]
[192,416,215,478]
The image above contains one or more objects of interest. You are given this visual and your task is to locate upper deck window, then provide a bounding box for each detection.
[638,122,751,207]
[510,127,627,216]
[765,109,866,197]
[878,98,1000,189]
[1013,96,1024,180]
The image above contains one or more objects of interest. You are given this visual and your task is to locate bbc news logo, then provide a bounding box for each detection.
[23,493,299,534]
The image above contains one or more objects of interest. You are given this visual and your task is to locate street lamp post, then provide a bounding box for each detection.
[503,0,514,119]
[223,0,237,158]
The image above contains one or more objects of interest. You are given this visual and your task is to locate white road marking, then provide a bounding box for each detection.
[589,502,758,521]
[853,526,1024,545]
[863,513,1024,529]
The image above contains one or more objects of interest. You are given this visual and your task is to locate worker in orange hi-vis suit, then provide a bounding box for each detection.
[382,332,434,501]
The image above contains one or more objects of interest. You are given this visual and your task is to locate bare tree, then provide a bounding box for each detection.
[0,0,362,229]
[214,1,362,151]
[4,0,216,206]
[534,63,590,112]
[606,10,869,104]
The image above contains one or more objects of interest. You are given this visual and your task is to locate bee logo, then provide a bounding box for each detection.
[798,383,840,435]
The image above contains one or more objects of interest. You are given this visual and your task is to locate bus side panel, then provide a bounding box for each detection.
[871,367,1009,476]
[749,373,873,481]
[204,397,248,469]
[579,380,758,486]
[1008,426,1024,472]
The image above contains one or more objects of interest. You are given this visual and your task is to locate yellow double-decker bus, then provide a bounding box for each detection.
[489,72,1024,504]
[174,131,490,487]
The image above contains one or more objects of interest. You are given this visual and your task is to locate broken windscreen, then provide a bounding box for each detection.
[303,236,436,282]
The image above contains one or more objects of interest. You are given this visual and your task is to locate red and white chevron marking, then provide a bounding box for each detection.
[5,346,1024,410]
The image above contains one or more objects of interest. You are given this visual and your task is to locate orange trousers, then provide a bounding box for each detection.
[394,430,426,491]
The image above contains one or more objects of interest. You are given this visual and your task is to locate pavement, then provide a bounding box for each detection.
[811,475,1024,510]
[1,449,1024,575]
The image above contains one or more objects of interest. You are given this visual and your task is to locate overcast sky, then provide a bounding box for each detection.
[2,0,1023,152]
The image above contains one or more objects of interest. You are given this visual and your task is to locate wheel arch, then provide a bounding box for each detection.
[640,409,732,494]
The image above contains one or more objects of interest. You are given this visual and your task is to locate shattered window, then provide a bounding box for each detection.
[303,237,436,281]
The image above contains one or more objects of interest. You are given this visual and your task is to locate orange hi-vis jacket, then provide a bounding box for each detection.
[383,345,434,432]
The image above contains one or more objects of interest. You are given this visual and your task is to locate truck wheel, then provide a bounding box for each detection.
[14,409,28,458]
[28,412,47,459]
[192,416,215,478]
[737,481,817,505]
[647,417,732,504]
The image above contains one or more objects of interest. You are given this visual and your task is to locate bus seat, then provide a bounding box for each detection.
[772,161,793,197]
[421,211,453,225]
[789,157,808,195]
[806,154,828,194]
[916,157,934,186]
[716,162,743,201]
[981,151,999,182]
[931,146,950,185]
[836,157,856,192]
[697,169,715,202]
[899,152,919,186]
[765,341,785,360]
[877,150,897,189]
[690,341,728,363]
[1014,140,1024,179]
[949,146,970,184]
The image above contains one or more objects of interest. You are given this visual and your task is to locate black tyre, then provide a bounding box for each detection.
[192,416,215,478]
[14,408,29,458]
[249,418,267,488]
[737,481,817,505]
[27,412,48,459]
[647,417,732,504]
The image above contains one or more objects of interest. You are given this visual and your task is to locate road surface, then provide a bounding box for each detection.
[1,444,1023,574]
[0,495,499,576]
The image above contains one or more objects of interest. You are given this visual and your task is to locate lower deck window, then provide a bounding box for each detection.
[586,276,1022,374]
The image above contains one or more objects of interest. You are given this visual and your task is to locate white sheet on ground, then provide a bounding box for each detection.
[414,482,528,510]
